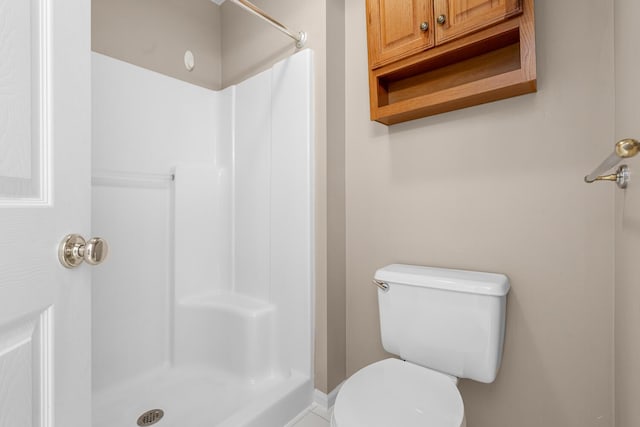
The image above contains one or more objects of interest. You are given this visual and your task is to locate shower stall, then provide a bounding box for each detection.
[90,50,314,427]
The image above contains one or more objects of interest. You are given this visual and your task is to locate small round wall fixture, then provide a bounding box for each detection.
[184,50,195,72]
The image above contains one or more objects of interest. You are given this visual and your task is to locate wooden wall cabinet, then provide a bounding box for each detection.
[366,0,536,125]
[368,0,434,68]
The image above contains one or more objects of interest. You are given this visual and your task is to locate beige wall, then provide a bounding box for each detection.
[325,0,347,392]
[614,0,640,425]
[345,0,615,426]
[92,0,222,89]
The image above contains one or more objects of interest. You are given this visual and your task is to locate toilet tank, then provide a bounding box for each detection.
[375,264,510,383]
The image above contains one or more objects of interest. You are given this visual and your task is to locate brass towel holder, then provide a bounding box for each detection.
[584,138,640,189]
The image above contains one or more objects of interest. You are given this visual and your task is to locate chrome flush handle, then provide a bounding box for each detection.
[372,279,390,292]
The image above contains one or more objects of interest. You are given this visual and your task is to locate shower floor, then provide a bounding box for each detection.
[93,366,310,427]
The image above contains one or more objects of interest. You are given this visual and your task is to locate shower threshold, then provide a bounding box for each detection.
[93,366,311,427]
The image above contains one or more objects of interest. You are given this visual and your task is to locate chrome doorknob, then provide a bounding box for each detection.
[437,14,447,25]
[58,234,109,268]
[420,21,429,31]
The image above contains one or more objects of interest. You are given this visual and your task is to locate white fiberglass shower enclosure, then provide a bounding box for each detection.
[90,50,314,427]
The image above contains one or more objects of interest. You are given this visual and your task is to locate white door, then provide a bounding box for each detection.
[0,0,92,426]
[615,0,640,425]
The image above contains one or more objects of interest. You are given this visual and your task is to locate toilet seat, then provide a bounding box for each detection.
[332,358,464,427]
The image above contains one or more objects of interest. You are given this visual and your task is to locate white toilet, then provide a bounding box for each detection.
[331,264,510,427]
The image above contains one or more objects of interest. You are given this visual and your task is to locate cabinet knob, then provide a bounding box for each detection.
[437,14,447,25]
[420,21,429,32]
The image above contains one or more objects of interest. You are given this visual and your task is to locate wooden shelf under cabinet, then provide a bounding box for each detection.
[366,0,536,125]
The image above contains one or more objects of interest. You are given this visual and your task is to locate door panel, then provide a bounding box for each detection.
[0,307,52,427]
[367,0,434,68]
[615,0,640,425]
[434,0,522,45]
[0,0,48,201]
[0,0,91,425]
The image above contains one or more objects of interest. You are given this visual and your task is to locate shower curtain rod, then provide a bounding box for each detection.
[230,0,307,48]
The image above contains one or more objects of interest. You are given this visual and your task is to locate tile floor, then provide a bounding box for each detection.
[288,404,331,427]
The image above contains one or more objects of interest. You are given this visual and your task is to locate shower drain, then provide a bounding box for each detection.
[137,409,164,426]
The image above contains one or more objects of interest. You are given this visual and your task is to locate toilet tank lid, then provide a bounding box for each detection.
[374,264,510,296]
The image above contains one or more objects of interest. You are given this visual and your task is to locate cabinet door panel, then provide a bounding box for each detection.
[434,0,522,44]
[367,0,434,68]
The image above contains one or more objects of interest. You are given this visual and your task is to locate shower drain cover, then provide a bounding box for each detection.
[137,409,164,426]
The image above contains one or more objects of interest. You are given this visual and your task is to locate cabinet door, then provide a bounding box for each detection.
[367,0,434,68]
[433,0,522,45]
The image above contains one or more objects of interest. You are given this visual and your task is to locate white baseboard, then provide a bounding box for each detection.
[284,383,344,426]
[313,381,344,411]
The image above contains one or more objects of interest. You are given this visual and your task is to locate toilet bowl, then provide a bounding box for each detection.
[331,358,466,427]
